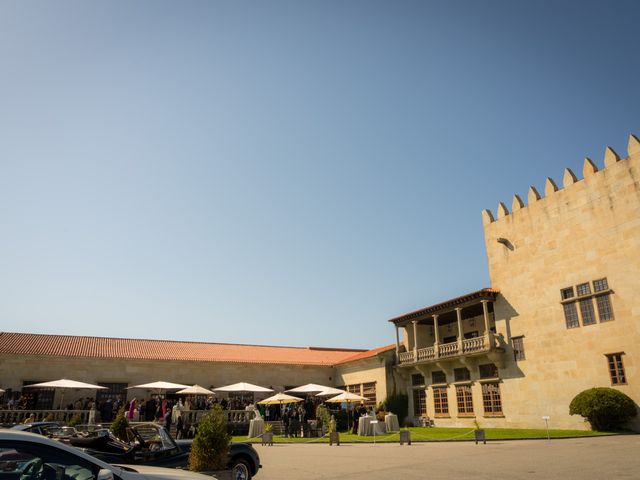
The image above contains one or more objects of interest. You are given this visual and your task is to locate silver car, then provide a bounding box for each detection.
[0,430,217,480]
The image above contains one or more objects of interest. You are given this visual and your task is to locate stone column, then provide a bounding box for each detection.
[482,300,494,348]
[412,320,418,362]
[395,324,401,359]
[433,314,440,359]
[456,307,463,354]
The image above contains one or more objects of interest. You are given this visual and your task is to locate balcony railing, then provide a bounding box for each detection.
[398,335,494,365]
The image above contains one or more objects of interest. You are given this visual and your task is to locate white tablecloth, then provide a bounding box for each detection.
[385,413,400,432]
[357,415,387,436]
[248,418,264,438]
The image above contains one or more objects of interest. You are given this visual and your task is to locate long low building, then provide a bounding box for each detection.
[0,332,395,410]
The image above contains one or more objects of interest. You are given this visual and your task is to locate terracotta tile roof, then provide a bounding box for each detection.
[335,344,396,365]
[0,332,367,366]
[388,288,500,325]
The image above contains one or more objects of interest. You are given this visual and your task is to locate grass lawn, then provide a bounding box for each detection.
[232,427,615,444]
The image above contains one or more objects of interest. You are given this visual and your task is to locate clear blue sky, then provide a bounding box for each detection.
[1,1,639,349]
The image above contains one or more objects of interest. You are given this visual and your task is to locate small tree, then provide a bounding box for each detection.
[68,413,83,427]
[111,407,129,441]
[383,393,408,425]
[188,404,230,472]
[570,387,637,431]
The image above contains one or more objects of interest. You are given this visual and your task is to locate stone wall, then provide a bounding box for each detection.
[482,134,640,430]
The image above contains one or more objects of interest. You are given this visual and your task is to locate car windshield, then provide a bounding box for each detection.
[132,425,176,451]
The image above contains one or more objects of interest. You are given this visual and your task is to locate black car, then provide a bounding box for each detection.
[70,423,260,480]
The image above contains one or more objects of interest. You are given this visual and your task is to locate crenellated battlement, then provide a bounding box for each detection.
[482,133,640,225]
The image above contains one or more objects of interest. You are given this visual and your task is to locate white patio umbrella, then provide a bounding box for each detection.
[213,382,273,393]
[258,393,304,405]
[214,382,274,407]
[325,391,369,431]
[127,381,190,390]
[324,391,368,403]
[0,389,5,393]
[315,387,346,397]
[176,384,215,395]
[286,383,343,395]
[23,379,107,409]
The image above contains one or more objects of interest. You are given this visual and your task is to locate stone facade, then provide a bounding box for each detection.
[482,135,640,430]
[394,134,640,430]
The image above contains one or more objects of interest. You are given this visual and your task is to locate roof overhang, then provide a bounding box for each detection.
[388,288,499,327]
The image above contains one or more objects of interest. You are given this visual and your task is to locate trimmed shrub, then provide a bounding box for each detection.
[188,404,230,472]
[383,393,408,425]
[110,407,129,441]
[569,387,637,431]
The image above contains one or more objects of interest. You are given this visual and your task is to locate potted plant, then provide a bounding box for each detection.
[473,419,486,444]
[262,422,274,445]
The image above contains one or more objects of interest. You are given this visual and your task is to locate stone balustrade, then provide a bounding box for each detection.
[398,335,495,365]
[0,409,255,426]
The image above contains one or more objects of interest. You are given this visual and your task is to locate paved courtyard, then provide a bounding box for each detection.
[252,435,640,479]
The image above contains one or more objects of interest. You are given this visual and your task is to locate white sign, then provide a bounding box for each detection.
[542,416,550,420]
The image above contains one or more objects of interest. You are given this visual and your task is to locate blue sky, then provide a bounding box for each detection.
[1,1,639,349]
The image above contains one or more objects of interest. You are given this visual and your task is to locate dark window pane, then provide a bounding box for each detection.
[431,371,446,384]
[433,386,449,415]
[593,278,609,292]
[561,287,575,300]
[454,368,471,382]
[580,299,596,325]
[563,303,580,328]
[577,283,591,296]
[596,294,614,322]
[482,382,503,414]
[411,374,425,386]
[479,363,499,379]
[606,353,626,385]
[413,388,427,416]
[455,385,474,414]
[512,336,525,361]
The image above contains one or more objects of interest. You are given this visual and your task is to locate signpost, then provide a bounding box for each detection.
[542,416,550,441]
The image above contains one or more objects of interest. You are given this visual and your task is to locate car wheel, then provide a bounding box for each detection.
[231,458,252,480]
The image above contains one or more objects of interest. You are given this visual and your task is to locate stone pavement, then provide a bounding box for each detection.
[252,435,640,479]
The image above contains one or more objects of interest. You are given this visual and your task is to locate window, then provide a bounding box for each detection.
[579,298,596,325]
[561,278,614,328]
[96,382,128,406]
[479,363,499,379]
[576,282,591,296]
[411,374,425,386]
[443,335,457,344]
[454,367,471,382]
[464,331,479,339]
[593,278,609,292]
[596,294,614,322]
[362,382,377,408]
[563,303,580,328]
[512,336,525,360]
[413,388,427,416]
[606,353,626,385]
[482,382,503,415]
[431,371,446,384]
[0,441,101,480]
[22,381,54,410]
[347,384,361,395]
[455,385,474,415]
[433,386,449,416]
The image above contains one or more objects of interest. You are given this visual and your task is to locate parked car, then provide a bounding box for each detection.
[0,429,218,480]
[70,423,261,480]
[11,422,62,435]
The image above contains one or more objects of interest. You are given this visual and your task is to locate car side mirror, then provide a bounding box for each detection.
[97,469,115,480]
